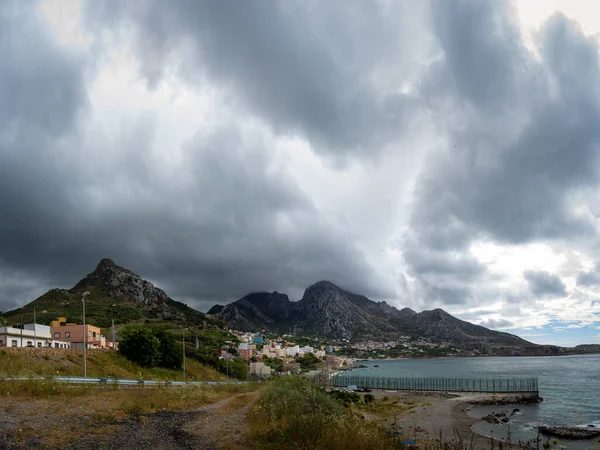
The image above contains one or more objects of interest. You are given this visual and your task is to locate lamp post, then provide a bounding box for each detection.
[82,291,90,378]
[111,304,116,350]
[33,306,37,348]
[182,328,188,383]
[221,345,229,382]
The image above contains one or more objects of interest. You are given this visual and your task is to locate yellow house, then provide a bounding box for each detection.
[49,317,76,327]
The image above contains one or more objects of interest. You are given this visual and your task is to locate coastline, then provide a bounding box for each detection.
[368,391,528,448]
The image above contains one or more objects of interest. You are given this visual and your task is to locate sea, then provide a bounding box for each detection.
[335,354,600,449]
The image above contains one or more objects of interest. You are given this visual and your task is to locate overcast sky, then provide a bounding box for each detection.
[2,0,600,346]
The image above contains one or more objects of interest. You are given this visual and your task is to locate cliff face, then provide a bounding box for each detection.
[209,280,536,349]
[296,281,396,340]
[74,258,170,308]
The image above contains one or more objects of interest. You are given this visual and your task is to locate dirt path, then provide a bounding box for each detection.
[182,391,260,449]
[69,391,260,450]
[0,392,260,450]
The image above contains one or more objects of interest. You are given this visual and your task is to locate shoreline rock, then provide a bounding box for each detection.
[538,426,600,440]
[469,395,543,405]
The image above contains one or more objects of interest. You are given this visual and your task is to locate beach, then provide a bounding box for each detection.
[367,390,527,448]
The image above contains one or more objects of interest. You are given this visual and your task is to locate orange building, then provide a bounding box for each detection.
[50,317,114,349]
[239,348,252,361]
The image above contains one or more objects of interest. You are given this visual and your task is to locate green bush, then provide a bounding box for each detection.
[118,327,182,369]
[328,389,362,405]
[364,393,375,404]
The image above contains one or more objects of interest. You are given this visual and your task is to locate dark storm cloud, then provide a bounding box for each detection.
[524,270,567,297]
[0,1,391,313]
[83,0,430,157]
[403,2,600,307]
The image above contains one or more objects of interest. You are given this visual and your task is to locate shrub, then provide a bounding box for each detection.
[118,327,182,369]
[364,393,375,404]
[248,377,393,450]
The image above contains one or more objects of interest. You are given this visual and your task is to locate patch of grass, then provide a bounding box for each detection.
[0,347,225,381]
[247,377,397,450]
[0,378,92,397]
[362,395,417,419]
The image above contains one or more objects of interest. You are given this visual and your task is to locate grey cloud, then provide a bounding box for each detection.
[577,263,600,286]
[403,3,600,310]
[524,270,567,297]
[478,318,514,329]
[0,1,394,313]
[83,0,431,157]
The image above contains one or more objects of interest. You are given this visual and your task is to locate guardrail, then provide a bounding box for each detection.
[0,376,249,387]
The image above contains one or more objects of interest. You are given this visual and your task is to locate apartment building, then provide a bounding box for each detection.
[50,317,114,349]
[0,324,70,348]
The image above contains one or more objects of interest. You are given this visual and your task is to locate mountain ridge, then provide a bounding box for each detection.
[208,279,536,351]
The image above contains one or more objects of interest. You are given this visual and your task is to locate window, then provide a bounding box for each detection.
[11,340,17,347]
[93,332,97,338]
[65,332,70,338]
[37,342,42,348]
[54,332,60,339]
[54,343,59,348]
[27,341,33,347]
[0,339,3,346]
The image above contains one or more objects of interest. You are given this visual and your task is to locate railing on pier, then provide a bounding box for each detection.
[311,373,538,394]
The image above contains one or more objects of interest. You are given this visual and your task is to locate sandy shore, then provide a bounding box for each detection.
[369,391,504,448]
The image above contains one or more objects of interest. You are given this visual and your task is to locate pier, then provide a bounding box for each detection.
[312,373,539,394]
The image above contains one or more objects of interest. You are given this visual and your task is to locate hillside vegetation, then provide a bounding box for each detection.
[0,348,225,381]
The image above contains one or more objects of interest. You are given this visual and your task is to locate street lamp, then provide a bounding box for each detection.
[82,291,90,378]
[182,328,188,383]
[111,304,116,350]
[221,345,229,382]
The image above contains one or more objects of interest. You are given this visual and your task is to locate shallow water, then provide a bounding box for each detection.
[335,354,600,449]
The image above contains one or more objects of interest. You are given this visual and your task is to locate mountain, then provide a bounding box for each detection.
[3,259,206,328]
[209,280,535,350]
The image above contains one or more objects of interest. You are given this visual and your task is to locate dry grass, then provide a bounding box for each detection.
[0,347,224,381]
[363,396,418,419]
[0,382,260,448]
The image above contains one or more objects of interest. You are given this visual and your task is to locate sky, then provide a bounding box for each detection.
[1,0,600,346]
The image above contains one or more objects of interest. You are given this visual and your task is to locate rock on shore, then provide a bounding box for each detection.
[469,395,543,405]
[538,426,600,440]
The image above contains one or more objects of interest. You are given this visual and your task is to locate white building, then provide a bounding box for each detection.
[250,362,273,378]
[285,345,300,356]
[0,325,70,348]
[299,346,314,355]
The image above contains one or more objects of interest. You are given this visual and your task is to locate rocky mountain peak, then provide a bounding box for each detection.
[74,259,169,308]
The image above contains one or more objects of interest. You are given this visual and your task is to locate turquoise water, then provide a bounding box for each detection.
[336,355,600,449]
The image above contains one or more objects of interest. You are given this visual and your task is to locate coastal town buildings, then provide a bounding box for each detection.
[0,324,70,348]
[50,317,114,349]
[249,362,273,377]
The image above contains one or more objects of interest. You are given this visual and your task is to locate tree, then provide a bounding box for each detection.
[118,328,161,368]
[119,327,185,370]
[154,329,183,370]
[0,315,7,327]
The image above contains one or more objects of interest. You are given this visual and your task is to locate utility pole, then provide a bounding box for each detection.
[33,307,37,348]
[182,328,188,383]
[111,304,116,350]
[20,314,23,347]
[82,291,90,378]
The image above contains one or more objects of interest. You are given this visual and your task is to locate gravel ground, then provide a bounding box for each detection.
[0,393,258,450]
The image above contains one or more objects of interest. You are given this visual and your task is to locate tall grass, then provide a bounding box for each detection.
[248,377,395,450]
